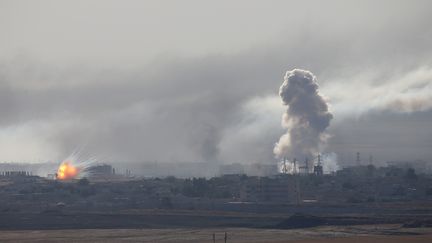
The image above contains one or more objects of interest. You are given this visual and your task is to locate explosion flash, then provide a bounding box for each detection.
[57,161,80,180]
[56,148,98,180]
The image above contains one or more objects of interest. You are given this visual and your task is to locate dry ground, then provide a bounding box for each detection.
[0,225,431,243]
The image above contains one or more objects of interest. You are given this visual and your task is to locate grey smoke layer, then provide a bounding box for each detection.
[1,1,432,165]
[274,69,333,161]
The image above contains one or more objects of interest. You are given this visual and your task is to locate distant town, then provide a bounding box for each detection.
[0,159,431,219]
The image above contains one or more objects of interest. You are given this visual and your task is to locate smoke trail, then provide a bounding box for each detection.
[274,69,333,161]
[323,66,432,117]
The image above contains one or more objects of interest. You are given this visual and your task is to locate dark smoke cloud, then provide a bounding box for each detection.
[274,69,333,161]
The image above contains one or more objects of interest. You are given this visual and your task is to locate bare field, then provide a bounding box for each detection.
[0,225,431,243]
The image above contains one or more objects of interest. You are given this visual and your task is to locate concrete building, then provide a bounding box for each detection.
[85,164,114,179]
[242,176,293,202]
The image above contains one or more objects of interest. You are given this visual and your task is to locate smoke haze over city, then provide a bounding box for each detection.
[3,2,432,242]
[1,0,432,168]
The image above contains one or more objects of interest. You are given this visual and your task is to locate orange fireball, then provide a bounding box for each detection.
[57,161,79,180]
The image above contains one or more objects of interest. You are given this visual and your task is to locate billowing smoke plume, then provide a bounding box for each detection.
[274,69,333,161]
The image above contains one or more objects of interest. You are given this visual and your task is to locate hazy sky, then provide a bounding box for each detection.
[1,0,432,166]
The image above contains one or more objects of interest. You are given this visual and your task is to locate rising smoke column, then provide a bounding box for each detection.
[274,69,333,161]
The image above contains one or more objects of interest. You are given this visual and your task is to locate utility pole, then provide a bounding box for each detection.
[295,175,301,205]
[305,157,309,174]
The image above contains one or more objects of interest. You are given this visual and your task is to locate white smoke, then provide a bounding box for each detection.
[278,159,298,174]
[274,69,333,161]
[323,66,432,118]
[321,152,339,173]
[277,153,339,174]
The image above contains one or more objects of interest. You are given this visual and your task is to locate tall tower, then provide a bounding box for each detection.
[297,157,309,174]
[356,152,361,165]
[314,154,323,176]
